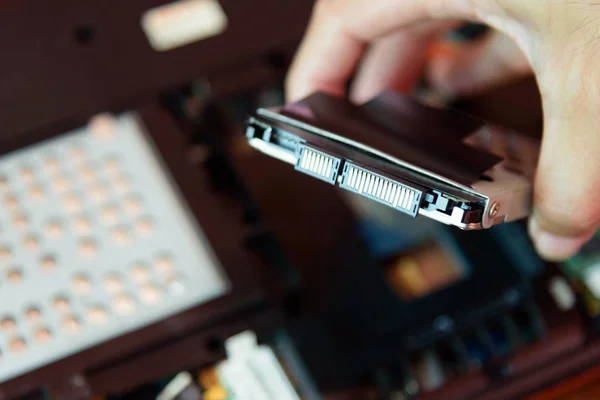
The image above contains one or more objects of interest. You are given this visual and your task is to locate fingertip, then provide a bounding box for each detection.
[284,73,310,103]
[533,231,590,262]
[527,214,540,240]
[285,63,349,102]
[528,215,593,261]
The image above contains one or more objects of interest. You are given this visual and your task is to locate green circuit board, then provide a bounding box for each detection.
[560,232,600,317]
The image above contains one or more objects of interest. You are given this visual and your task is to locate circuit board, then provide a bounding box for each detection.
[560,232,600,319]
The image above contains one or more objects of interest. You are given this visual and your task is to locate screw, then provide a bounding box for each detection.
[489,201,500,218]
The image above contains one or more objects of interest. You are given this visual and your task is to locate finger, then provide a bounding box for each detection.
[528,83,600,260]
[426,30,531,96]
[286,0,496,102]
[350,21,458,103]
[285,1,365,102]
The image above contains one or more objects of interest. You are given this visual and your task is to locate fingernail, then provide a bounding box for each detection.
[528,216,592,261]
[527,215,540,239]
[534,231,588,261]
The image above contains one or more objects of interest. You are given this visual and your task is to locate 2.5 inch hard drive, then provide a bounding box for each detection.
[244,91,539,230]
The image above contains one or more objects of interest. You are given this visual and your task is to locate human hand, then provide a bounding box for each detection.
[285,0,600,261]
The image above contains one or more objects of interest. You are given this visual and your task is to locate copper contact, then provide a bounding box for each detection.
[4,194,18,210]
[111,226,130,246]
[53,175,70,193]
[103,274,123,294]
[154,255,174,276]
[20,166,34,183]
[35,328,52,344]
[44,157,60,175]
[28,185,44,201]
[135,217,153,237]
[63,193,82,212]
[129,263,150,284]
[70,147,86,164]
[6,269,23,284]
[52,297,70,314]
[0,246,12,261]
[0,175,8,191]
[89,114,116,141]
[101,205,119,225]
[89,184,107,203]
[87,306,108,325]
[74,215,92,234]
[13,213,28,229]
[79,239,97,258]
[23,234,40,251]
[61,316,80,334]
[0,316,16,332]
[24,307,42,323]
[46,220,63,237]
[104,158,120,175]
[124,196,142,215]
[79,165,95,182]
[113,294,136,315]
[40,255,57,271]
[9,337,27,353]
[140,284,162,305]
[72,274,92,294]
[113,176,130,194]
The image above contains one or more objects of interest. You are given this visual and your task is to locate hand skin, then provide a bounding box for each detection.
[285,0,600,261]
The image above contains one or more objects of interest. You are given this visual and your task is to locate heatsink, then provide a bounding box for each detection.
[0,113,228,383]
[340,163,423,217]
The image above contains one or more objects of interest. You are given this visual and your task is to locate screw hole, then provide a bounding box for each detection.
[74,25,96,45]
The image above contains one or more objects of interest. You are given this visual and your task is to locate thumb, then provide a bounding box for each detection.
[528,61,600,260]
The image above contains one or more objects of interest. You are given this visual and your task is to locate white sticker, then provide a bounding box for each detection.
[141,0,228,52]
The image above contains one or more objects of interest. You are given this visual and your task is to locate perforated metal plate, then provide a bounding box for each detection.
[0,113,229,382]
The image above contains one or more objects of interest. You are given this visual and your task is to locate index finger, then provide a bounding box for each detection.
[285,0,490,102]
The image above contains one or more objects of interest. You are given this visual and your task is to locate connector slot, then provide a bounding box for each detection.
[295,145,341,184]
[340,163,423,217]
[246,118,303,165]
[246,118,272,140]
[216,331,301,400]
[246,118,302,152]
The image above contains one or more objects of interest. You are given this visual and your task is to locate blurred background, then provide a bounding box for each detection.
[0,1,598,399]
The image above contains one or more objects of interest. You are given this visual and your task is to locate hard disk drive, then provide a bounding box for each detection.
[245,91,540,230]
